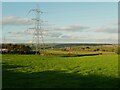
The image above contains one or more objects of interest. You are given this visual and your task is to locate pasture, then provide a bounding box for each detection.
[2,54,119,88]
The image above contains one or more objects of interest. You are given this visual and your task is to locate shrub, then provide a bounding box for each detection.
[86,47,90,49]
[94,48,100,51]
[115,48,120,54]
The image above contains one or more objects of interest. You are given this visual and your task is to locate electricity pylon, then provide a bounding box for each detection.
[27,4,46,54]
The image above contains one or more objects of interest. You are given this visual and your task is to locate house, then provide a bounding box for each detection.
[0,48,8,54]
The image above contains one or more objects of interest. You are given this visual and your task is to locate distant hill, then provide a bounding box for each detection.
[1,43,114,49]
[53,43,113,48]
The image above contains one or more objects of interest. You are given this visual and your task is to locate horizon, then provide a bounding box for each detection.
[1,42,117,44]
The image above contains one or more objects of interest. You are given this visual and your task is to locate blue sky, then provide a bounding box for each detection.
[1,2,118,43]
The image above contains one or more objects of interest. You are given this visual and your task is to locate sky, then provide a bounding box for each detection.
[1,2,118,44]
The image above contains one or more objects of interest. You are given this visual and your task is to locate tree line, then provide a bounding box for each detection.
[1,44,36,54]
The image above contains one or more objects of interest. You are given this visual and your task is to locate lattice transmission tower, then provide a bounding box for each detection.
[27,4,46,54]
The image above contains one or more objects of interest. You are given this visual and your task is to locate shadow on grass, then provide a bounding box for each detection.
[2,63,27,69]
[2,63,119,88]
[61,53,100,57]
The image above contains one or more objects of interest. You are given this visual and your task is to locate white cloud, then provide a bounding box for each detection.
[7,29,63,39]
[4,21,118,44]
[2,35,31,43]
[4,32,118,44]
[8,31,25,35]
[8,29,45,35]
[95,22,118,33]
[53,25,90,32]
[2,16,33,25]
[60,34,82,39]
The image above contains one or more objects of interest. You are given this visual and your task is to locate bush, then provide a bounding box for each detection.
[86,47,90,49]
[94,48,100,51]
[115,48,120,54]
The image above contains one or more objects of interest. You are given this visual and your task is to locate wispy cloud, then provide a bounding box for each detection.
[5,20,118,44]
[8,31,25,35]
[94,23,118,33]
[2,16,33,25]
[53,25,90,32]
[7,29,63,39]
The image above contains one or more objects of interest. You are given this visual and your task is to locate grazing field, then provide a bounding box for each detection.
[2,54,119,88]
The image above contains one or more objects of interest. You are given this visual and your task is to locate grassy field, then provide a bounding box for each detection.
[2,54,119,88]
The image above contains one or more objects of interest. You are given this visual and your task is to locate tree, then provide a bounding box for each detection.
[2,44,33,54]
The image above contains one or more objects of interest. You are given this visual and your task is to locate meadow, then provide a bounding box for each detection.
[2,53,119,88]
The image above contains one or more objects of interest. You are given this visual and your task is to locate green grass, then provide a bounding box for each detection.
[2,54,119,88]
[41,49,116,56]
